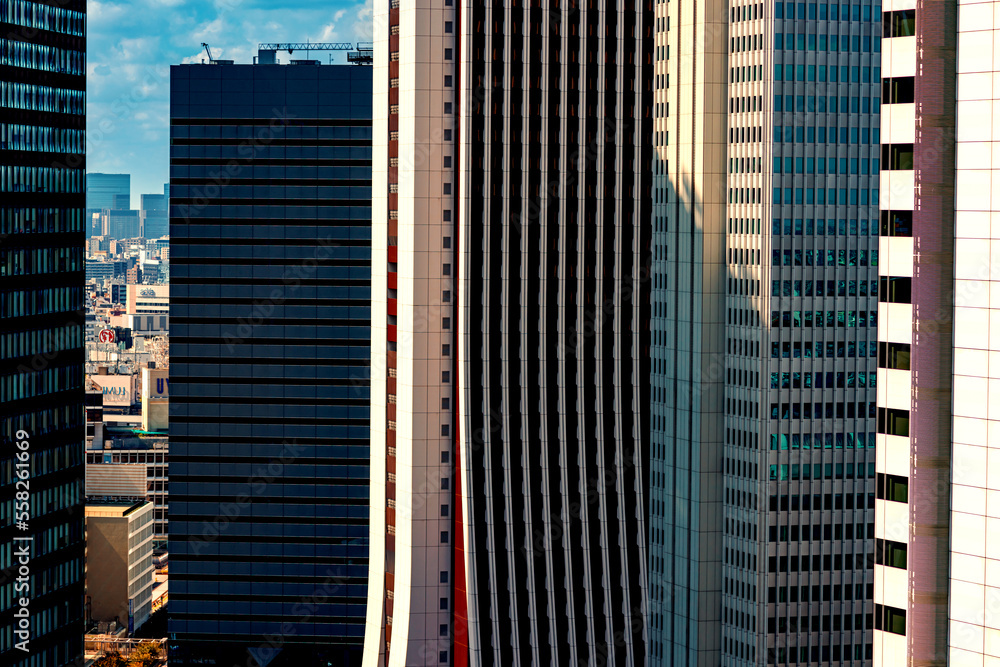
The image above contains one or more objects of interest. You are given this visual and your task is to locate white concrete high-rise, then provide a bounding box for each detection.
[653,0,883,664]
[873,1,952,664]
[948,1,1000,662]
[873,0,1000,665]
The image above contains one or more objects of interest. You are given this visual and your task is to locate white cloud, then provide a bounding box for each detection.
[87,0,373,198]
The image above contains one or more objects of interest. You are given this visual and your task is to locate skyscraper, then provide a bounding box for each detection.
[364,2,652,665]
[85,173,130,211]
[0,1,88,665]
[168,59,373,666]
[139,193,167,239]
[654,0,882,663]
[870,1,1000,664]
[103,209,141,241]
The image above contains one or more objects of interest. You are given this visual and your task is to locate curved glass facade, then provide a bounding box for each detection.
[0,1,87,665]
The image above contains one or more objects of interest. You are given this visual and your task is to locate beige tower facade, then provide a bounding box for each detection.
[364,1,458,665]
[649,0,728,663]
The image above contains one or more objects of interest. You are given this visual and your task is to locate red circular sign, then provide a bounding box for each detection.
[98,329,116,344]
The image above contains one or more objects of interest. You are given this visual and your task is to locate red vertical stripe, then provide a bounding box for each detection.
[450,0,469,663]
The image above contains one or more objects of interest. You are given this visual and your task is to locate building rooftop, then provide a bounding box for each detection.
[84,500,150,517]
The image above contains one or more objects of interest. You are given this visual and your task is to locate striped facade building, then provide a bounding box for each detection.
[364,0,652,665]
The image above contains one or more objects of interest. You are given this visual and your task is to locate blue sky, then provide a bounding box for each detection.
[86,0,373,204]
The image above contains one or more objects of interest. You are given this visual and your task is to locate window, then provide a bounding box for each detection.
[877,473,909,503]
[875,604,906,635]
[876,538,907,569]
[880,210,912,237]
[882,144,914,170]
[883,10,915,38]
[878,342,911,371]
[878,408,909,437]
[879,277,911,304]
[444,21,453,33]
[883,77,914,104]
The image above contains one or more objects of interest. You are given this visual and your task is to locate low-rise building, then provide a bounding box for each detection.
[86,261,115,283]
[86,434,168,542]
[85,501,156,634]
[141,367,168,433]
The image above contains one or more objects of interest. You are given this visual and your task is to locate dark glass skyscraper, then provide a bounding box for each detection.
[0,1,87,665]
[85,173,130,211]
[168,61,373,666]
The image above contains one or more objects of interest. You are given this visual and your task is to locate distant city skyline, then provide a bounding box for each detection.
[85,0,373,200]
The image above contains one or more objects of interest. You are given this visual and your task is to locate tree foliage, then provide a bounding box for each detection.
[127,642,161,667]
[93,652,127,667]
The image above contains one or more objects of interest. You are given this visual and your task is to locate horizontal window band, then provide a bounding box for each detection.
[170,298,369,306]
[171,198,368,207]
[0,64,84,91]
[171,316,369,325]
[171,118,372,126]
[170,337,368,345]
[168,614,366,627]
[171,138,370,147]
[170,278,370,286]
[171,219,371,226]
[169,178,371,187]
[168,376,368,386]
[171,457,368,467]
[170,158,371,166]
[170,494,370,504]
[171,396,369,406]
[176,416,369,426]
[170,594,365,605]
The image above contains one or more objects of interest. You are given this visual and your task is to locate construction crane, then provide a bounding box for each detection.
[256,41,374,65]
[200,42,235,65]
